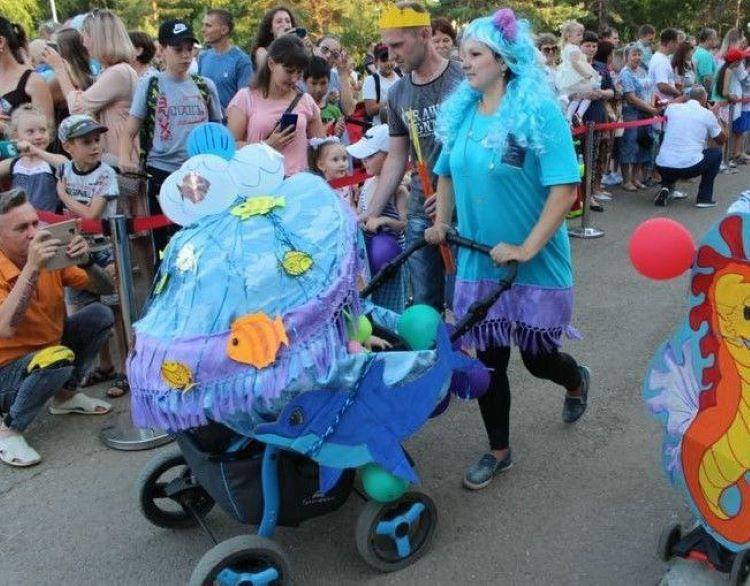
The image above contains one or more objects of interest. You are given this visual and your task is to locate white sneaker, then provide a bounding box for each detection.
[593,192,612,201]
[671,190,687,200]
[695,201,717,208]
[601,173,617,186]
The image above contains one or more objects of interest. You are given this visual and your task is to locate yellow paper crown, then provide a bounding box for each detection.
[378,5,431,29]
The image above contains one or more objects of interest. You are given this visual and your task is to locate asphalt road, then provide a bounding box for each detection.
[3,169,747,586]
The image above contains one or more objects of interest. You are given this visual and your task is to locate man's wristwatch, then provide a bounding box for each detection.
[77,255,95,269]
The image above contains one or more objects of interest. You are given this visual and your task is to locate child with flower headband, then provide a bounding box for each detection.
[426,8,590,490]
[308,136,356,208]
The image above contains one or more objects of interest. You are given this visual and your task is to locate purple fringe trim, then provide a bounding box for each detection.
[454,280,580,354]
[128,300,357,431]
[462,318,581,354]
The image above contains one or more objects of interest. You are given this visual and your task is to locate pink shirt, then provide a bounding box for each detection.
[228,88,320,176]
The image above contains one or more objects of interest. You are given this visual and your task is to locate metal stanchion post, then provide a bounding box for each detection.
[729,102,737,163]
[99,214,173,451]
[569,122,604,239]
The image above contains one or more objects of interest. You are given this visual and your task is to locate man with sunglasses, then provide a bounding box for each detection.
[363,43,401,125]
[314,36,355,115]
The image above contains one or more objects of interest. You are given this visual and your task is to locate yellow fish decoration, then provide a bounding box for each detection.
[227,312,289,368]
[231,196,286,220]
[161,360,196,391]
[282,250,313,276]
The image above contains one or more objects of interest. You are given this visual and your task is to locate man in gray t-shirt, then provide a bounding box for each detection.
[130,71,223,173]
[387,59,463,214]
[364,13,464,311]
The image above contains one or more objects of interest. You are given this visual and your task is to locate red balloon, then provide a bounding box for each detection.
[629,218,695,280]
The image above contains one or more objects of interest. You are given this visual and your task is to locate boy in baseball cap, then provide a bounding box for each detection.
[57,113,117,222]
[158,18,199,47]
[347,123,407,312]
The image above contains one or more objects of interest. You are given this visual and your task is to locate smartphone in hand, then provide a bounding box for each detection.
[279,113,299,132]
[45,219,82,271]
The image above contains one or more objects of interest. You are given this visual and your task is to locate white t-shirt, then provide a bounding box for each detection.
[362,72,399,125]
[648,51,676,102]
[656,100,722,169]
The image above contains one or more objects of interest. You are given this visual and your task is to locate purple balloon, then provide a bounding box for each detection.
[450,363,491,400]
[367,232,402,274]
[430,391,451,418]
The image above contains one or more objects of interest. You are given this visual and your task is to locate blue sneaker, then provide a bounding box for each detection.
[463,449,513,490]
[563,365,590,423]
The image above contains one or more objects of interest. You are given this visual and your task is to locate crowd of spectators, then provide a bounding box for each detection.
[0,4,745,467]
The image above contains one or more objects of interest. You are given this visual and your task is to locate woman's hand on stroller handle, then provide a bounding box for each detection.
[490,242,532,266]
[424,222,451,245]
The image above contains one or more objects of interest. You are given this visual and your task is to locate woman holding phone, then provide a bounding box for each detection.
[228,34,325,176]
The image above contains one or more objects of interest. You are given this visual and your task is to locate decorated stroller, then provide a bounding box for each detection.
[128,135,513,585]
[642,213,750,585]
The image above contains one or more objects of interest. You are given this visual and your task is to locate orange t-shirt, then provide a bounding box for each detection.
[0,251,89,367]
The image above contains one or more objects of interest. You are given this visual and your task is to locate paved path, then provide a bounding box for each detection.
[3,170,747,585]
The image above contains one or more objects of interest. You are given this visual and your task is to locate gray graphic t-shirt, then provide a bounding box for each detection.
[130,72,223,172]
[60,160,119,219]
[387,60,463,214]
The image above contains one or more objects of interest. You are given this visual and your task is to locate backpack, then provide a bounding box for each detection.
[365,72,401,125]
[139,74,212,168]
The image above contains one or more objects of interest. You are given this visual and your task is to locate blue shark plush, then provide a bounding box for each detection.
[253,325,478,492]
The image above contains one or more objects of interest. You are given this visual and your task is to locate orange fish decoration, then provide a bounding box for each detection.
[227,312,289,368]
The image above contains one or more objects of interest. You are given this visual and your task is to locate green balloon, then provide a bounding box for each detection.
[361,463,409,503]
[356,315,373,344]
[397,304,442,350]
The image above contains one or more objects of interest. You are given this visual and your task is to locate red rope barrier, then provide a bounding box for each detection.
[36,115,673,236]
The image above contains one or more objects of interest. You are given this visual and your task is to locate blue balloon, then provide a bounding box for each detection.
[187,123,236,160]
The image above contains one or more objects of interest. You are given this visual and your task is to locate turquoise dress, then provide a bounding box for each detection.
[434,98,581,353]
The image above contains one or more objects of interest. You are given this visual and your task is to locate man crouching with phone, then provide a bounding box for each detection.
[0,188,115,468]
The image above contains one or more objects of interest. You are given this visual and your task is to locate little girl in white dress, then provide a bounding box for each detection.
[555,21,601,123]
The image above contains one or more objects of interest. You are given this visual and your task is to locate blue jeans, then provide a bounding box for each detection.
[405,210,450,311]
[657,148,722,202]
[0,303,114,431]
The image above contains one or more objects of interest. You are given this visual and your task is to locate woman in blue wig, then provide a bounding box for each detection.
[425,9,590,490]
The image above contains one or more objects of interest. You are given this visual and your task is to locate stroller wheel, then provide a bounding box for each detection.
[189,535,291,586]
[355,488,437,572]
[730,549,750,586]
[136,446,215,529]
[657,523,682,562]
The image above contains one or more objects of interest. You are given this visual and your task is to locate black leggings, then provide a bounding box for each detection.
[476,346,582,450]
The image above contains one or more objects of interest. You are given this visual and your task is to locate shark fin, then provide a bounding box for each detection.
[370,440,420,486]
[319,465,345,494]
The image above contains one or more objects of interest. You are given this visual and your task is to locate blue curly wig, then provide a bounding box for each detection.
[435,9,555,156]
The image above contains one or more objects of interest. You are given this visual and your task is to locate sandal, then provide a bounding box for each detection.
[48,392,111,415]
[621,183,638,192]
[106,375,129,399]
[80,366,115,388]
[0,434,41,467]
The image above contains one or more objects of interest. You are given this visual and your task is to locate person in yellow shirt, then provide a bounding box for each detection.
[0,188,115,467]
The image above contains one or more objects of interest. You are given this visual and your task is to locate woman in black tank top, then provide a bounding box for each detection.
[0,18,53,136]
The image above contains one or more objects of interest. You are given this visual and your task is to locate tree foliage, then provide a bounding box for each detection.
[13,0,750,54]
[1,0,41,33]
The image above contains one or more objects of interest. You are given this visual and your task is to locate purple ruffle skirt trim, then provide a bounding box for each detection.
[454,280,581,354]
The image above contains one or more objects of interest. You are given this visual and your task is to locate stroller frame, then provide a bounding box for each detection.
[137,234,516,585]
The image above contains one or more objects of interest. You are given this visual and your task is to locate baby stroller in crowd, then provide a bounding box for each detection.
[134,227,515,586]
